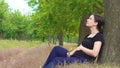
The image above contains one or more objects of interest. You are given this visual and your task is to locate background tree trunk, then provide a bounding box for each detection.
[58,31,63,46]
[99,0,120,64]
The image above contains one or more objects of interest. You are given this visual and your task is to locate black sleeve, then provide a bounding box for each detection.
[93,34,104,43]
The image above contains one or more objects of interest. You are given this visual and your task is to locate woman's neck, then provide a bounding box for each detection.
[90,27,99,35]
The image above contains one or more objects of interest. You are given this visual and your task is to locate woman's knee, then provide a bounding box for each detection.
[53,46,61,50]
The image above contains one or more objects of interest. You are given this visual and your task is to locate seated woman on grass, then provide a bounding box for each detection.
[42,14,105,68]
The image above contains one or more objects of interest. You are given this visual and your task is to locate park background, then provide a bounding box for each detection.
[0,0,120,68]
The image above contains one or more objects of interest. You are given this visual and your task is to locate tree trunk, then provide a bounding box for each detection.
[58,31,63,46]
[42,37,45,42]
[53,36,57,44]
[17,31,22,40]
[99,0,120,64]
[78,16,90,46]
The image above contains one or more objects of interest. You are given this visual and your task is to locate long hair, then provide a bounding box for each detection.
[93,14,105,33]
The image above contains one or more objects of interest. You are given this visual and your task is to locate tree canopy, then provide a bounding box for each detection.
[0,0,104,45]
[27,0,104,45]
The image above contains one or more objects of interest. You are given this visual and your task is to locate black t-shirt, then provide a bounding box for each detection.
[72,32,104,61]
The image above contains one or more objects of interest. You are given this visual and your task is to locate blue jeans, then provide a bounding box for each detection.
[42,46,88,68]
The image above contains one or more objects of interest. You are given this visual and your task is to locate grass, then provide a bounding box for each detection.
[0,39,44,50]
[0,40,120,68]
[57,63,120,68]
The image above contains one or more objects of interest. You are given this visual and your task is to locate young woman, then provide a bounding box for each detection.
[42,14,105,68]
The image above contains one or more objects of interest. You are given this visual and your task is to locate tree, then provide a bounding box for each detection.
[100,0,120,64]
[0,0,9,38]
[27,0,83,45]
[0,0,34,40]
[2,10,32,40]
[27,0,104,46]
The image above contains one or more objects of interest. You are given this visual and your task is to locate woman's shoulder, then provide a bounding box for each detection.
[93,32,104,42]
[95,33,103,38]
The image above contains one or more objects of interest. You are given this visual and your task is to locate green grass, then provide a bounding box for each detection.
[0,39,45,50]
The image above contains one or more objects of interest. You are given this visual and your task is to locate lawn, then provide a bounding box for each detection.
[0,39,44,50]
[0,40,119,68]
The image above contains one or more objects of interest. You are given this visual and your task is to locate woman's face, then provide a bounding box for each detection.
[86,15,98,28]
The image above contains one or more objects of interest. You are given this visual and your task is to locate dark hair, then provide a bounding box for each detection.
[93,14,105,33]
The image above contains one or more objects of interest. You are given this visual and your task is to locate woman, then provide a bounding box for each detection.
[42,14,104,68]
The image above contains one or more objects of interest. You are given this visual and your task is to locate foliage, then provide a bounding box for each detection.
[0,0,33,40]
[27,0,104,44]
[0,0,104,43]
[0,0,9,37]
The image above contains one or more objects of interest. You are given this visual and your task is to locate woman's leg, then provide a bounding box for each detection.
[45,57,80,68]
[43,46,68,68]
[45,57,89,68]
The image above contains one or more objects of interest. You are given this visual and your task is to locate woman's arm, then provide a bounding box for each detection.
[80,41,102,57]
[67,41,102,57]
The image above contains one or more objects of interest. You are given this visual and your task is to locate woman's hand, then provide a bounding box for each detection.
[67,50,76,57]
[67,52,72,57]
[67,52,71,57]
[67,45,83,57]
